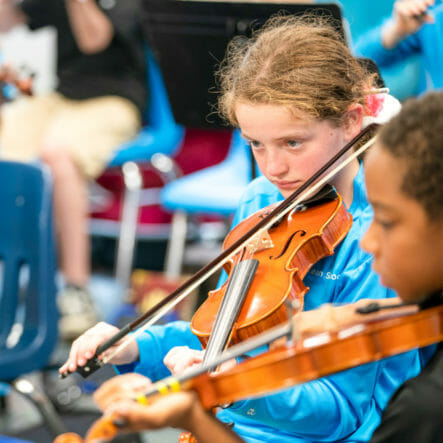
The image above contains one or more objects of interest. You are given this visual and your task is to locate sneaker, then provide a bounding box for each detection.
[57,285,98,341]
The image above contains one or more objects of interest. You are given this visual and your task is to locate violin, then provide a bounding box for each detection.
[54,303,443,443]
[191,185,352,359]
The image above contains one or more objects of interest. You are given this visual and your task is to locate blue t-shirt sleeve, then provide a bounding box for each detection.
[116,320,202,381]
[354,23,422,67]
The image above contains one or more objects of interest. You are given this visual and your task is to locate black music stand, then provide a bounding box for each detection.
[142,1,344,129]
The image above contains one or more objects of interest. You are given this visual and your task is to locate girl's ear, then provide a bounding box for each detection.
[343,104,364,141]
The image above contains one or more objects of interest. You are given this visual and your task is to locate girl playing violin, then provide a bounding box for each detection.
[86,89,443,443]
[60,15,421,442]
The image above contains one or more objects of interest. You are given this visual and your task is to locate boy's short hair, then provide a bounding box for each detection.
[377,91,443,219]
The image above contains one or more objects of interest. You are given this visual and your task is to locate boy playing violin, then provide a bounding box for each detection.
[359,90,443,442]
[60,15,420,442]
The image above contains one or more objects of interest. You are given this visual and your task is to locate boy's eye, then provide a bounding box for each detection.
[375,218,395,230]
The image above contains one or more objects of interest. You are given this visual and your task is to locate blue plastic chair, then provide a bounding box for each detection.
[0,160,58,381]
[160,130,254,277]
[0,161,64,440]
[0,437,33,443]
[107,48,185,167]
[90,48,185,289]
[161,130,250,214]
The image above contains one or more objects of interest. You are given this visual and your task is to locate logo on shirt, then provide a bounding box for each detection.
[309,268,341,280]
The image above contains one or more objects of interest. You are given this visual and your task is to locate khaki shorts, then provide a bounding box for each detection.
[0,92,141,178]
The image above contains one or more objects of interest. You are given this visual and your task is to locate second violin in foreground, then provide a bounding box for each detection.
[54,302,443,442]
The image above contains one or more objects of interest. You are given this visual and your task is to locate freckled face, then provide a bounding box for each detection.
[235,102,351,198]
[361,145,443,303]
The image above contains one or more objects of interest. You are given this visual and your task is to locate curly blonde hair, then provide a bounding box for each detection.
[217,15,375,126]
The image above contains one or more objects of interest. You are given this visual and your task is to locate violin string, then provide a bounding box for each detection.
[102,133,378,365]
[137,304,443,409]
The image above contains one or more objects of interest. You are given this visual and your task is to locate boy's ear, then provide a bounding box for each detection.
[343,104,364,141]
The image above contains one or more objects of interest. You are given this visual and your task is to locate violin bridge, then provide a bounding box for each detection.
[247,230,273,254]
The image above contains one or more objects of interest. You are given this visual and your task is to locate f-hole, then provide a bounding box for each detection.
[269,230,307,260]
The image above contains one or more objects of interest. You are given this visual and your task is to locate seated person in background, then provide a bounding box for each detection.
[354,0,443,91]
[84,90,443,443]
[0,0,147,339]
[61,15,421,443]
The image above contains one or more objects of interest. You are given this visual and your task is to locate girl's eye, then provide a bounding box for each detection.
[375,219,395,230]
[248,140,262,149]
[287,140,301,149]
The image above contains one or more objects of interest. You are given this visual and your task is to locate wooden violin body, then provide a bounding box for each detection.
[191,190,353,347]
[190,305,443,408]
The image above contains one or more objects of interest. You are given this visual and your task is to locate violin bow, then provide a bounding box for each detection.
[61,123,379,379]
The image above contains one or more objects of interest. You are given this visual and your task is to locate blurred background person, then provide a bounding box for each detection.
[354,0,443,92]
[0,0,147,340]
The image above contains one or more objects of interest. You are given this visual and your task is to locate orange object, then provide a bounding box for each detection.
[54,304,443,442]
[191,189,352,350]
[179,432,197,443]
[53,432,83,443]
[53,412,120,443]
[0,64,33,99]
[130,270,197,321]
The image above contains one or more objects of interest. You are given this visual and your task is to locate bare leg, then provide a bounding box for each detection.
[40,147,90,287]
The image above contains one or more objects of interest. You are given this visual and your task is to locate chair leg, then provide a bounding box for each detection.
[11,378,68,437]
[0,383,8,413]
[114,155,182,292]
[115,162,142,294]
[164,210,188,279]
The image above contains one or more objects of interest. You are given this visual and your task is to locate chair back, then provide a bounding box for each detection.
[0,160,58,381]
[160,129,256,216]
[108,47,184,166]
[144,48,176,131]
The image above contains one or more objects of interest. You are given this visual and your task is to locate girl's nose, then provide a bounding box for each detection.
[264,150,288,178]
